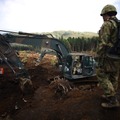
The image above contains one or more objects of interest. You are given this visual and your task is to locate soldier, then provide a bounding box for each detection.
[96,4,120,108]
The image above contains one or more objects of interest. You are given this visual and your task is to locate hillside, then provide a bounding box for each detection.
[42,30,98,39]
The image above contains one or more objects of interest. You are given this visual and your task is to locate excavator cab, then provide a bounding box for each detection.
[63,53,96,80]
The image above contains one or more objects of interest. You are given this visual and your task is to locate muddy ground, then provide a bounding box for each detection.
[0,54,120,120]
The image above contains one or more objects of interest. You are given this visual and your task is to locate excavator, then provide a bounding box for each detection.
[0,30,96,82]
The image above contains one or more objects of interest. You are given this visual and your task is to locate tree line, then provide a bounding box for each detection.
[60,36,99,53]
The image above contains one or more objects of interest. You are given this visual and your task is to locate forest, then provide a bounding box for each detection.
[60,36,99,53]
[52,31,99,55]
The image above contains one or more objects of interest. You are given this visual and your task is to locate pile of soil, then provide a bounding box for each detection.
[0,54,120,120]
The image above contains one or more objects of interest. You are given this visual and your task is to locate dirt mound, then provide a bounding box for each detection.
[0,54,120,120]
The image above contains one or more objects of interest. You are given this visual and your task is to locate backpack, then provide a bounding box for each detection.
[107,19,120,59]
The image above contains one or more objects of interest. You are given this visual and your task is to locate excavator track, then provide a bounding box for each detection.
[69,76,98,85]
[50,75,98,86]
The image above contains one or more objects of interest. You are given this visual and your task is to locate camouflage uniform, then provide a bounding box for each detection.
[96,4,120,108]
[97,16,120,97]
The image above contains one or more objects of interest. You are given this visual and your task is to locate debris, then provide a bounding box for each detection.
[49,76,73,98]
[22,98,27,103]
[15,102,19,110]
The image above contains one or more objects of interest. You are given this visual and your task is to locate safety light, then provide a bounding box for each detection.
[0,68,4,74]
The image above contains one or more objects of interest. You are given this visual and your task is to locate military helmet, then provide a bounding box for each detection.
[100,4,117,16]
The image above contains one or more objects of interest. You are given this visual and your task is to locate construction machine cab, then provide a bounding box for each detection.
[63,53,96,80]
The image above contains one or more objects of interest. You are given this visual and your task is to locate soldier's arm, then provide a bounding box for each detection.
[100,21,112,47]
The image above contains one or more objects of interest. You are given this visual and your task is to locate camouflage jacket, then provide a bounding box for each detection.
[97,16,118,57]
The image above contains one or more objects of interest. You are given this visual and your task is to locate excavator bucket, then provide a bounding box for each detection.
[0,34,33,93]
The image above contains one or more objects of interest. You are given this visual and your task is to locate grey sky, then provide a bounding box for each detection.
[0,0,120,33]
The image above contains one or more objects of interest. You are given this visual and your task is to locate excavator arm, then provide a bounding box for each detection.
[4,31,70,65]
[0,34,33,92]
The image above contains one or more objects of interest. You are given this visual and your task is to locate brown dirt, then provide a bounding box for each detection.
[0,54,120,120]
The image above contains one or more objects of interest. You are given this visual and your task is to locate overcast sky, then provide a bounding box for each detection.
[0,0,120,33]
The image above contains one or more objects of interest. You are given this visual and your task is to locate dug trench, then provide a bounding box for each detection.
[0,54,120,120]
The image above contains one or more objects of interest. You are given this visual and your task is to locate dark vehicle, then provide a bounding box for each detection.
[0,30,96,80]
[63,53,96,80]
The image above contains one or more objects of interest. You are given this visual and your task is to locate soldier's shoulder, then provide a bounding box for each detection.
[102,20,113,28]
[103,20,112,26]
